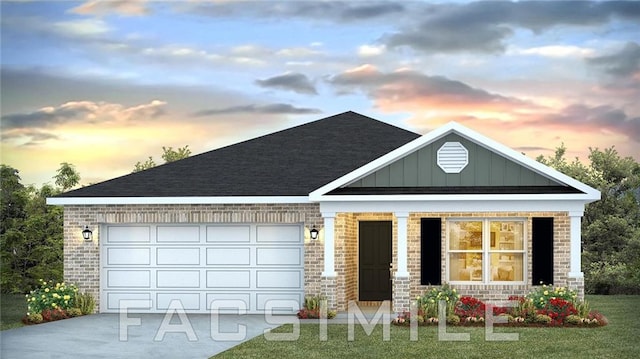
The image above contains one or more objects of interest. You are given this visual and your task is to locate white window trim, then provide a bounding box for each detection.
[446,218,527,285]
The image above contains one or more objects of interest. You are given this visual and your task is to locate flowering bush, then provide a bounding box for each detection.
[455,296,486,319]
[537,298,578,325]
[296,295,336,319]
[528,284,577,309]
[416,283,459,317]
[26,279,78,315]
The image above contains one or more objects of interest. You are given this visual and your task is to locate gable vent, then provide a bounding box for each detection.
[437,142,468,173]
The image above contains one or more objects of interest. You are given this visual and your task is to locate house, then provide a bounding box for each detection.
[47,111,600,314]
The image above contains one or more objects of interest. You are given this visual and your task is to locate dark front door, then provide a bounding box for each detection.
[359,221,392,301]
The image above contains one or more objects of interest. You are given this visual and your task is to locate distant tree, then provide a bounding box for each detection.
[133,157,157,173]
[537,145,640,294]
[1,165,27,235]
[161,145,191,163]
[53,162,80,191]
[132,145,191,172]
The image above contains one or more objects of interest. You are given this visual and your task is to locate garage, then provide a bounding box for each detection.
[100,223,304,314]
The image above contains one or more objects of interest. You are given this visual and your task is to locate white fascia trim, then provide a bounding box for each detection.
[46,196,311,205]
[314,193,599,202]
[319,199,589,214]
[309,122,600,201]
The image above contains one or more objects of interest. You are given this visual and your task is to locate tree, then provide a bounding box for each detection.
[1,164,77,293]
[537,145,640,294]
[1,165,27,234]
[53,162,80,191]
[132,145,191,172]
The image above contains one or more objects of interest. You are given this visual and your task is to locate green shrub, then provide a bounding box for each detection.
[26,313,43,324]
[446,314,460,324]
[75,292,95,315]
[534,314,552,324]
[26,279,78,315]
[68,308,83,317]
[576,300,591,318]
[565,315,582,325]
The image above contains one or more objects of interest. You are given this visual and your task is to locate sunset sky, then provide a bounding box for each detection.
[1,0,639,187]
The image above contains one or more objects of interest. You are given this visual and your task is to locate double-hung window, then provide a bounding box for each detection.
[448,219,525,283]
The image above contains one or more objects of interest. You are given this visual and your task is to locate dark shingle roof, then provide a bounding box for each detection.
[59,111,420,197]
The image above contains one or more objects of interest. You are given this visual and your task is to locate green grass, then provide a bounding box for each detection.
[1,293,26,330]
[213,295,640,359]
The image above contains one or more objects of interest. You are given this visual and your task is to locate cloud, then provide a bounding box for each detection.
[358,44,386,57]
[512,45,595,58]
[328,65,531,112]
[539,103,640,141]
[190,103,322,117]
[384,1,640,54]
[70,0,151,16]
[1,100,167,131]
[255,73,317,95]
[587,42,640,77]
[52,18,111,37]
[183,1,406,22]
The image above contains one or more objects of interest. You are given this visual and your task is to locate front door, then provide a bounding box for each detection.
[359,221,392,301]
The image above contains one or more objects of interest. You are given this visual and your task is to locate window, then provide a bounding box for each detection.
[448,219,525,283]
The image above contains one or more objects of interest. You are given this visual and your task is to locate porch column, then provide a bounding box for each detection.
[321,212,337,310]
[568,211,585,300]
[394,212,410,313]
[396,212,409,277]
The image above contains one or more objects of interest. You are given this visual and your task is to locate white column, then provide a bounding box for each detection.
[321,213,337,277]
[395,212,410,277]
[568,211,584,277]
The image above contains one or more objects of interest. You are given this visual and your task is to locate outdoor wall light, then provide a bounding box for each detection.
[82,226,93,242]
[310,226,319,241]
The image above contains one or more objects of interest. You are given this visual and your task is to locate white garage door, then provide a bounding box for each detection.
[100,224,304,313]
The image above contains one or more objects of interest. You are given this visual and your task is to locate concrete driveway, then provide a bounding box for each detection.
[0,313,293,359]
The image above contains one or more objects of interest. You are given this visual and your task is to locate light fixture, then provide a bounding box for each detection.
[310,226,319,241]
[82,226,93,242]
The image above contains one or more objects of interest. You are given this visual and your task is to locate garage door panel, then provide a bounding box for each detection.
[107,248,151,265]
[156,248,200,265]
[256,247,302,266]
[256,270,301,289]
[157,270,200,288]
[157,226,200,243]
[107,270,151,288]
[157,293,200,310]
[107,293,152,310]
[207,248,250,265]
[207,293,251,312]
[207,225,251,243]
[256,293,303,311]
[108,226,150,243]
[256,225,301,243]
[207,270,251,288]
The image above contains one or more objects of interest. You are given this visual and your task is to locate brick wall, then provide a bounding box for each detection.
[62,203,322,311]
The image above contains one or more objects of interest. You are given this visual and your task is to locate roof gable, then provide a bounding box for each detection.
[346,132,561,188]
[310,122,600,201]
[54,111,420,200]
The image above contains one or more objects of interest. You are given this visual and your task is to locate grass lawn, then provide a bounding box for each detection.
[213,295,640,359]
[1,293,26,331]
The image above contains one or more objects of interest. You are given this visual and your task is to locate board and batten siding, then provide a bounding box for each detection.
[347,133,558,188]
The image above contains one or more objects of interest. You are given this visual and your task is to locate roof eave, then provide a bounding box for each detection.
[46,196,311,205]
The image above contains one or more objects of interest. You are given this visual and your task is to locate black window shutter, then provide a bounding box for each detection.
[532,217,554,285]
[421,218,442,285]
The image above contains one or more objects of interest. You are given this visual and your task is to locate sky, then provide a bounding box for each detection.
[1,0,639,187]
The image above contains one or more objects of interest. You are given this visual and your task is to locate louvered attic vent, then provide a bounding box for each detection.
[437,142,468,173]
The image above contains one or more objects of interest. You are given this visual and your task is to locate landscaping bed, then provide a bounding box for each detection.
[392,284,607,328]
